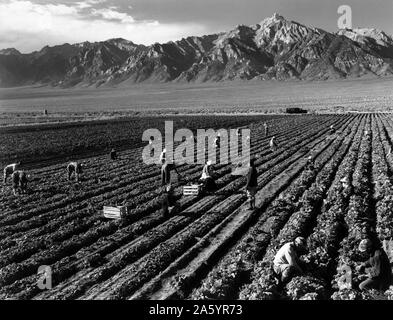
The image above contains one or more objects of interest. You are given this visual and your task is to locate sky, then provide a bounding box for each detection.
[0,0,392,53]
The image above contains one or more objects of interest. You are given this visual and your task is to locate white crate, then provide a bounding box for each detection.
[103,206,128,219]
[183,184,203,196]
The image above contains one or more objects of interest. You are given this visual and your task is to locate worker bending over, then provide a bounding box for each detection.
[246,158,258,209]
[273,237,308,283]
[356,238,392,292]
[3,162,21,184]
[67,162,83,182]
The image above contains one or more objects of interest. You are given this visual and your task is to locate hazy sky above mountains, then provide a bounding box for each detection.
[0,0,392,52]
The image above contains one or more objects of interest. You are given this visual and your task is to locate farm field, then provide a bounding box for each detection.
[1,113,393,300]
[1,78,393,126]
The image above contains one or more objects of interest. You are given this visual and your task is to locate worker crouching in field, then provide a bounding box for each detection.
[273,237,308,283]
[12,170,28,196]
[356,238,392,292]
[246,158,258,210]
[161,184,179,218]
[3,161,21,184]
[200,160,217,193]
[67,162,83,182]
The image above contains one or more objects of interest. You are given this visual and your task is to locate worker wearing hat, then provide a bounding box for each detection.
[246,157,258,210]
[273,237,308,283]
[356,238,392,291]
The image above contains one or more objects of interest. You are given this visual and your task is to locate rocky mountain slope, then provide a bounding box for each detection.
[1,13,392,87]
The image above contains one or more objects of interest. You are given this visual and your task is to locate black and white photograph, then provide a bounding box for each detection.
[0,0,393,308]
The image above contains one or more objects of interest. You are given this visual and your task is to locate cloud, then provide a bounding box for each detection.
[91,7,135,23]
[0,0,207,52]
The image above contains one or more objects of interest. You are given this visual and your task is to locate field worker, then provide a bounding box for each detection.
[214,133,220,149]
[161,184,178,218]
[264,122,269,137]
[12,170,28,196]
[159,148,167,164]
[329,125,335,134]
[67,161,83,182]
[356,238,392,292]
[269,136,277,152]
[387,147,392,159]
[3,162,21,184]
[110,148,117,160]
[273,237,308,283]
[200,160,217,193]
[246,158,258,209]
[161,159,181,186]
[148,137,155,157]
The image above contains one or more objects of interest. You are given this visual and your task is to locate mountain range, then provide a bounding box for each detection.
[1,13,393,88]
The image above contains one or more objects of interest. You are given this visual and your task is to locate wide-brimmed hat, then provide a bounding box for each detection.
[206,160,212,166]
[359,239,372,252]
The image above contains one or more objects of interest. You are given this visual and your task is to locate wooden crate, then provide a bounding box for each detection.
[103,206,128,219]
[183,184,203,196]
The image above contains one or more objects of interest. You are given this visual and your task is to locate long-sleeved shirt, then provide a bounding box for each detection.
[246,165,258,188]
[273,242,301,269]
[363,249,392,283]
